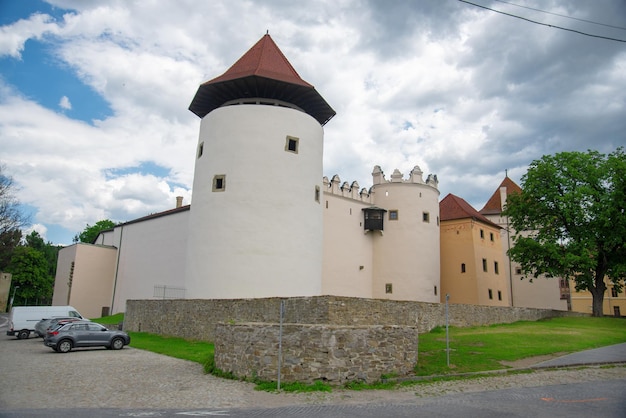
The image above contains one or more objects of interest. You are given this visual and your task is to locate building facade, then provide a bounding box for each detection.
[52,34,569,318]
[479,176,569,311]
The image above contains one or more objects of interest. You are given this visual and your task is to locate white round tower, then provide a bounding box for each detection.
[368,166,441,303]
[185,34,335,299]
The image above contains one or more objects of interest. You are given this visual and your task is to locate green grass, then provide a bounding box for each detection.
[91,313,124,325]
[90,314,625,391]
[127,332,215,365]
[416,316,626,376]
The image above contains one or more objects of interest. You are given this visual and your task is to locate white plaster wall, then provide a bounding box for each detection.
[484,214,567,310]
[322,193,373,297]
[110,210,189,313]
[370,181,441,302]
[185,105,323,299]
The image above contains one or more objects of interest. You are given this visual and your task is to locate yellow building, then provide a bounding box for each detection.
[439,193,510,306]
[570,278,625,317]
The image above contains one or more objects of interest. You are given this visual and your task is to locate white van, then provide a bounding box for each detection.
[7,306,84,339]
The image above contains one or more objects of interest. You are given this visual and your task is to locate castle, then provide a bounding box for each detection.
[52,34,567,318]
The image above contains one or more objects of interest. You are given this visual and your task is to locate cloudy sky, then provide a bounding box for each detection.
[1,0,625,245]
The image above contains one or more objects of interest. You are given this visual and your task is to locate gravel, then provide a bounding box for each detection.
[1,335,625,410]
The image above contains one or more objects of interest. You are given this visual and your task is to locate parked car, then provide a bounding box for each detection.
[44,321,131,353]
[35,317,85,337]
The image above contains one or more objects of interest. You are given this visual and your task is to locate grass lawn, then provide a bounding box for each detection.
[93,314,625,388]
[416,316,626,376]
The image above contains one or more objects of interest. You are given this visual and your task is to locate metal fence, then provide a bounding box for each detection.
[153,285,186,299]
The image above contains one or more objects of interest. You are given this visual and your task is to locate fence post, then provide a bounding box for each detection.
[277,300,285,390]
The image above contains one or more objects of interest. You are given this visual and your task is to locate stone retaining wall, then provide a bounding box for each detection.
[124,295,580,341]
[214,322,418,384]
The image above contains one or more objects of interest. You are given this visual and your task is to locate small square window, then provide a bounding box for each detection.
[285,136,299,153]
[389,210,399,221]
[515,267,522,275]
[385,283,393,294]
[423,212,430,223]
[212,174,226,192]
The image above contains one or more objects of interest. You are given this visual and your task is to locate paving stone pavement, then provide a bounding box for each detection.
[1,317,625,411]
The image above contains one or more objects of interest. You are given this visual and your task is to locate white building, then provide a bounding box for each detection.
[53,34,441,318]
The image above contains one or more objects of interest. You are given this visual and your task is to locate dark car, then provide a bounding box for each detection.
[35,317,85,337]
[44,321,131,353]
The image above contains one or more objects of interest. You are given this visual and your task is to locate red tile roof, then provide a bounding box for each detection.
[189,34,336,125]
[207,34,312,87]
[479,176,522,215]
[440,193,500,228]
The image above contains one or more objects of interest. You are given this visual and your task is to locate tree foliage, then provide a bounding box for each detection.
[504,148,626,316]
[0,165,29,271]
[6,246,54,305]
[73,219,116,243]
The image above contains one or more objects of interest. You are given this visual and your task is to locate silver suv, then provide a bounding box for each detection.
[44,321,131,353]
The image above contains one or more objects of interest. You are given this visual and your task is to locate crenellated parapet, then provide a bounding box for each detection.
[372,165,439,188]
[323,175,372,203]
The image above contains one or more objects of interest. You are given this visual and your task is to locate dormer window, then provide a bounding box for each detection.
[362,207,387,231]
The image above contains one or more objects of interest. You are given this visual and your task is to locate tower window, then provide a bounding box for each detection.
[482,258,488,272]
[197,142,204,158]
[434,285,438,296]
[480,229,485,239]
[212,175,226,192]
[389,210,399,220]
[315,185,320,203]
[498,290,502,301]
[285,136,299,153]
[488,289,493,299]
[423,212,430,223]
[461,263,466,273]
[385,283,393,294]
[494,261,499,274]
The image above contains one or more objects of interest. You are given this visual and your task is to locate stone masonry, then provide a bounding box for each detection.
[214,322,418,385]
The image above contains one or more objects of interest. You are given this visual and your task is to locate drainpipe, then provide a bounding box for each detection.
[111,225,124,313]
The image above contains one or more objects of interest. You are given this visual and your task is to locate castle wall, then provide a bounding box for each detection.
[124,295,581,342]
[322,176,373,297]
[215,322,418,385]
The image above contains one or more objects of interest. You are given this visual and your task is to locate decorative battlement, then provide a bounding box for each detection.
[323,165,439,203]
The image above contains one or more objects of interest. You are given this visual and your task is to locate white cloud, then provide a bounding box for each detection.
[58,95,71,110]
[1,0,625,243]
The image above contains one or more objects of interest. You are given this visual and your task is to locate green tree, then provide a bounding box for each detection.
[505,148,626,317]
[0,165,29,270]
[73,219,116,243]
[24,230,61,281]
[6,246,54,305]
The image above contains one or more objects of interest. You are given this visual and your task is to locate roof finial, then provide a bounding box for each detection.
[505,169,508,177]
[266,29,269,35]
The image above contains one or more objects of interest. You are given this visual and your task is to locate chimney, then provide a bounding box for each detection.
[176,196,183,208]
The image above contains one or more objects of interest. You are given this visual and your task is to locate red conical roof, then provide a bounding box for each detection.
[479,176,522,215]
[207,34,313,88]
[189,34,335,125]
